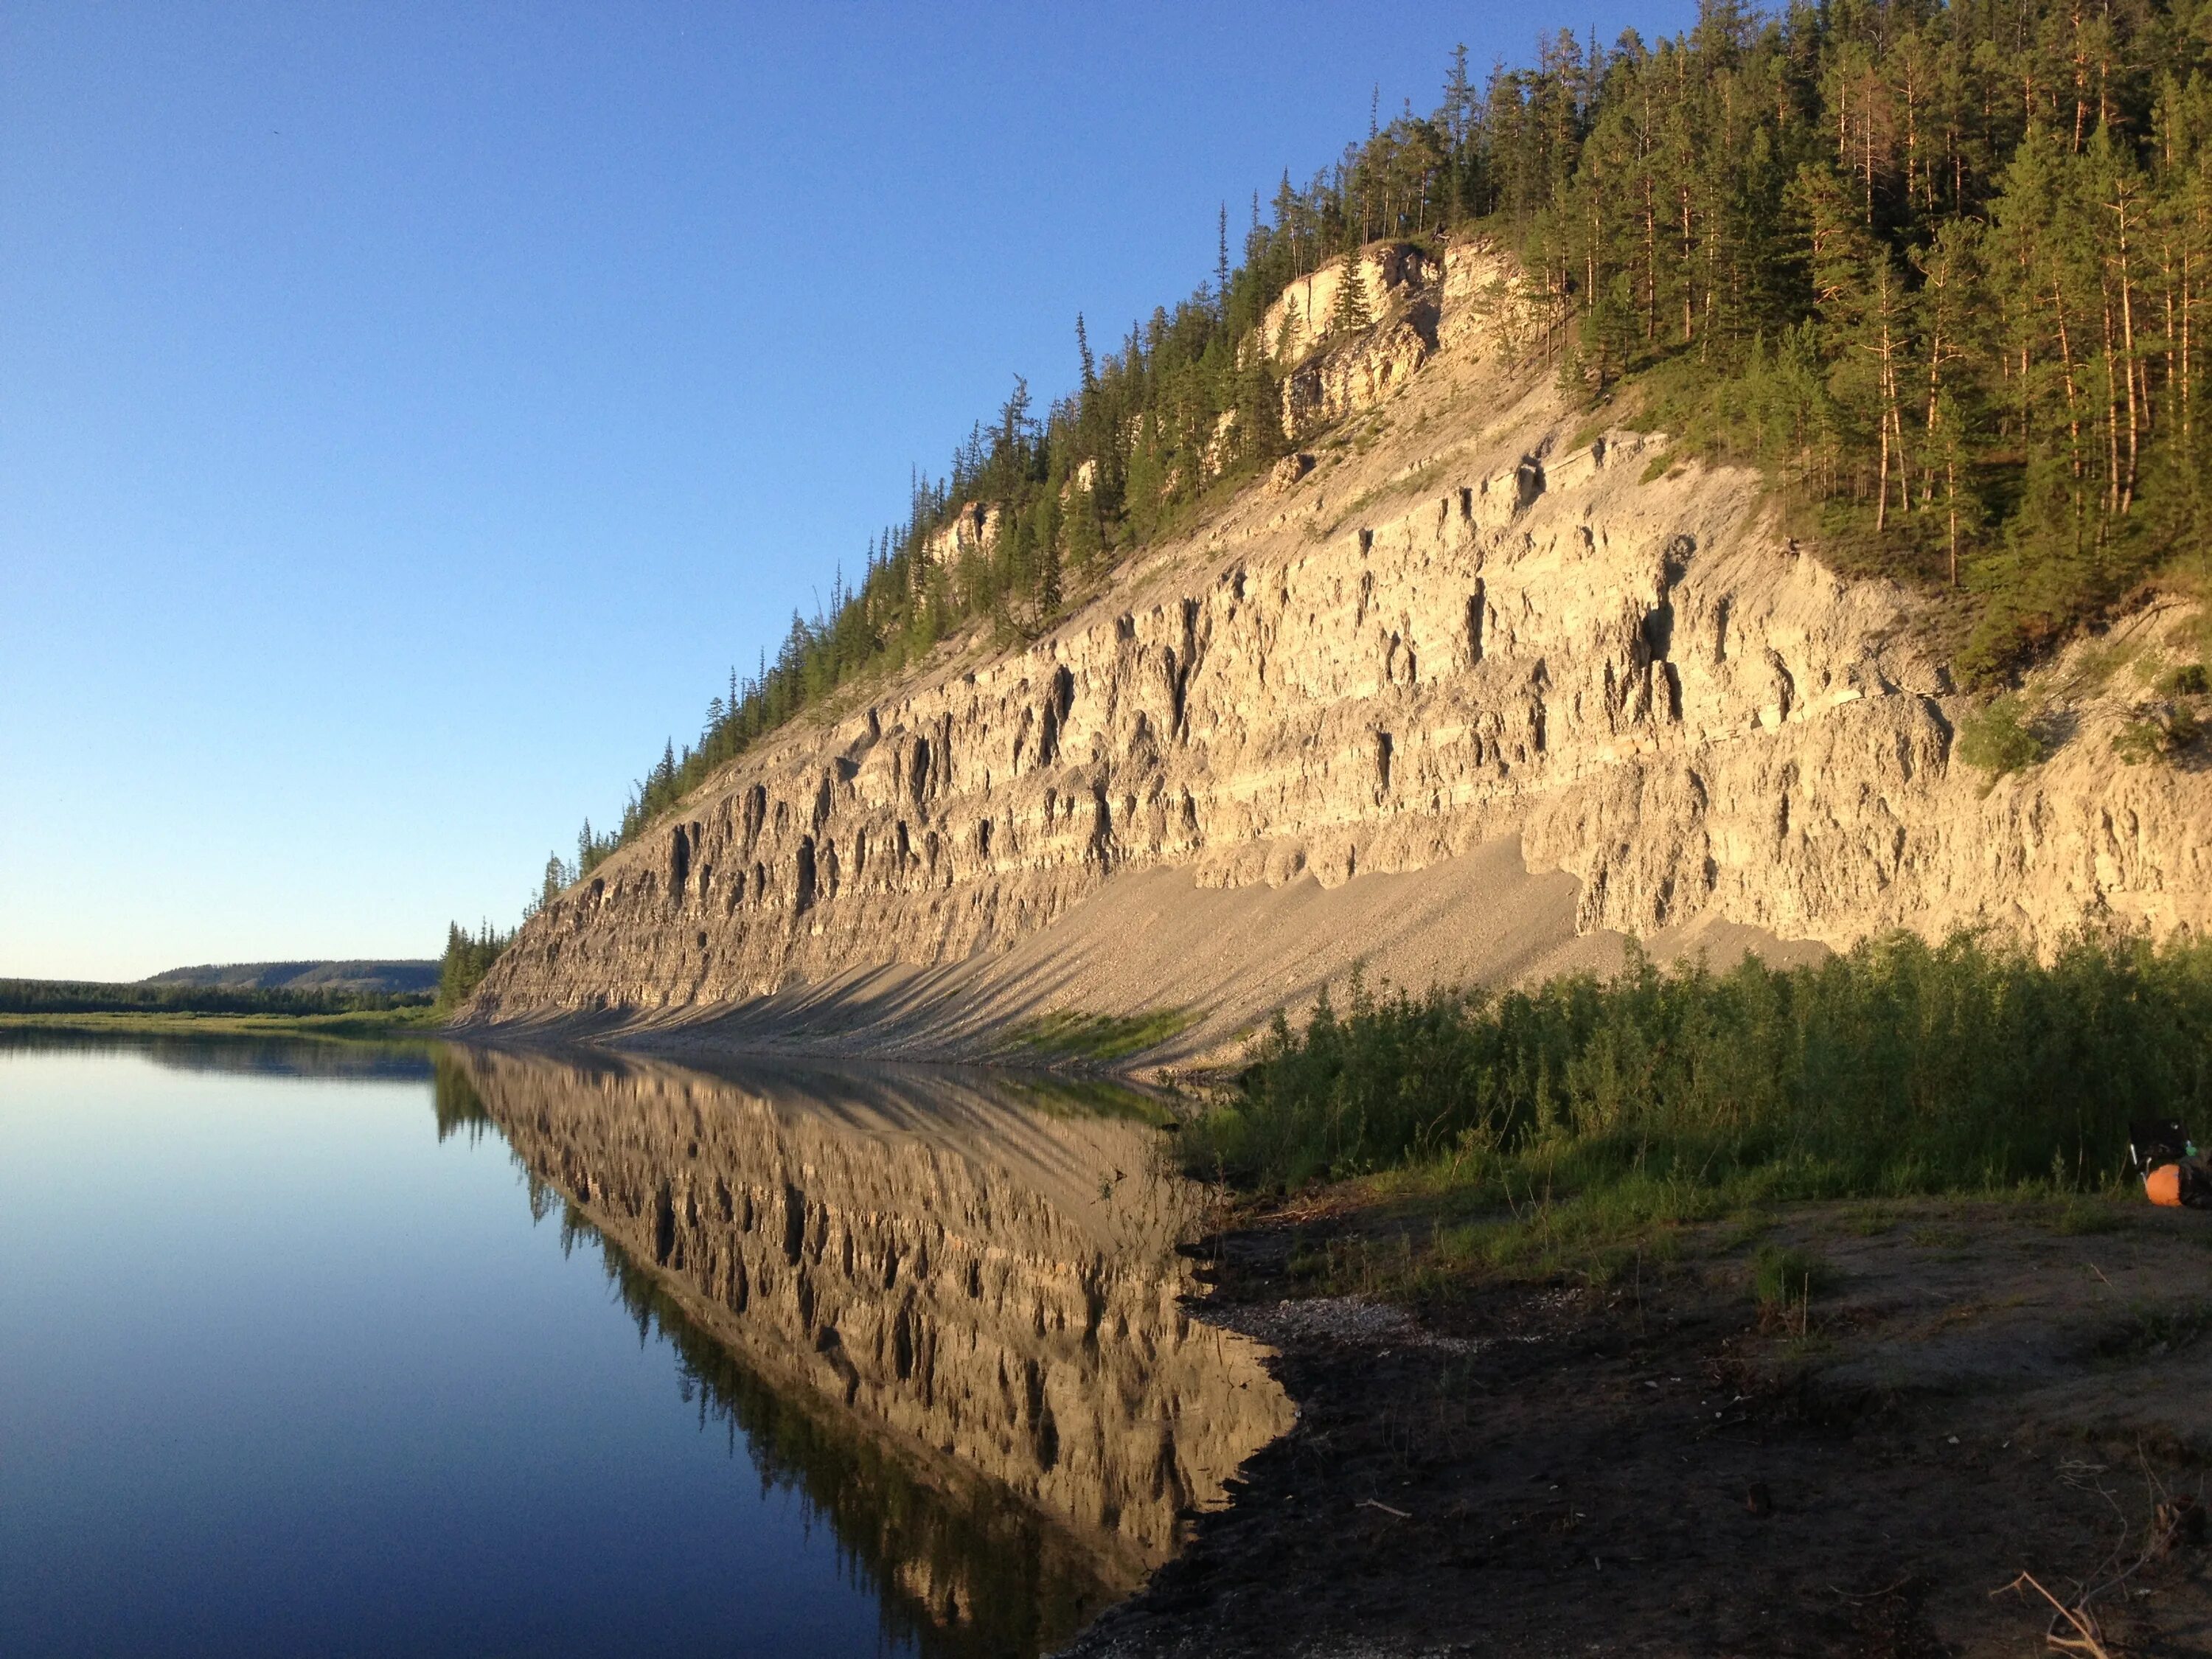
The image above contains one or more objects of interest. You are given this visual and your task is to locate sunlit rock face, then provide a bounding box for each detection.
[452,1049,1291,1631]
[468,234,2211,1026]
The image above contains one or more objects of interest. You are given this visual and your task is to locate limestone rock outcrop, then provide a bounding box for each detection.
[1259,239,1537,440]
[466,235,2212,1037]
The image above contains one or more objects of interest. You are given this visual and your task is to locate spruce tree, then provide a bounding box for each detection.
[1038,531,1062,617]
[1329,241,1374,335]
[1074,313,1096,392]
[1216,202,1231,313]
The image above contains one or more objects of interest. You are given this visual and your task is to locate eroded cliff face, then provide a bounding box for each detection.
[469,237,2212,1030]
[456,1049,1290,1613]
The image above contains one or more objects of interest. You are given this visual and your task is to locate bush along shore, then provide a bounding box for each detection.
[0,977,438,1037]
[1181,931,2212,1254]
[1072,933,2212,1658]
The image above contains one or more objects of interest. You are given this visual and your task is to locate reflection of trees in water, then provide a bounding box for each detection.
[0,1028,434,1083]
[567,1204,1118,1659]
[431,1051,495,1141]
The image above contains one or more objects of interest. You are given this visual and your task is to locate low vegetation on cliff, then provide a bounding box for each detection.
[1183,931,2212,1213]
[546,0,2211,900]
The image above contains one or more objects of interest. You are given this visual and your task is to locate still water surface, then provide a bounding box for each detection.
[0,1034,1286,1658]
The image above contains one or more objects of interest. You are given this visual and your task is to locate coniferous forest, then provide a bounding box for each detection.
[549,0,2211,896]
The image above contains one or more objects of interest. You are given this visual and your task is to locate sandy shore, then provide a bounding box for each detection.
[1064,1196,2212,1658]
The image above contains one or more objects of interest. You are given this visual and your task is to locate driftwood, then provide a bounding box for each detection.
[1994,1571,2112,1659]
[1994,1449,2210,1657]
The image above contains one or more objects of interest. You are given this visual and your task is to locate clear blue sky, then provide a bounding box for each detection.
[1,0,1696,981]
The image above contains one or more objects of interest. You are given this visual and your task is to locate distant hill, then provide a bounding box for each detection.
[145,961,440,996]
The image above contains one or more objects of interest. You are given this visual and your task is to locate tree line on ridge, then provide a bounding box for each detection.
[508,0,2209,925]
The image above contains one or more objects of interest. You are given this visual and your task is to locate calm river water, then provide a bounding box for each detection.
[0,1034,1287,1658]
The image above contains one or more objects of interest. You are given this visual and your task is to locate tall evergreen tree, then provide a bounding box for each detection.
[1328,240,1374,334]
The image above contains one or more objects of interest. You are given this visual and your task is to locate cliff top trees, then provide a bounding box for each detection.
[558,0,2212,888]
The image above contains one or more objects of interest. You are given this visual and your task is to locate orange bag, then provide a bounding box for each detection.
[2147,1164,2185,1207]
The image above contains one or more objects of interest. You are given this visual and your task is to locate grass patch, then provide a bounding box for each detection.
[1908,1222,1970,1249]
[2114,703,2202,765]
[1270,1187,1708,1295]
[2051,1197,2127,1236]
[1004,1006,1196,1065]
[1639,449,1677,484]
[1843,1203,1899,1236]
[1752,1243,1835,1309]
[2094,1302,2212,1363]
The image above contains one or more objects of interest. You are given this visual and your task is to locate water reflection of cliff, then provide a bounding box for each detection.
[438,1048,1291,1658]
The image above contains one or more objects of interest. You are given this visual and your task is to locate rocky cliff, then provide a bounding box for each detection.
[467,237,2212,1054]
[451,1049,1290,1641]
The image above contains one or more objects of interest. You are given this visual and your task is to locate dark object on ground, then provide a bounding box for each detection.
[2155,1498,2208,1554]
[2130,1119,2212,1208]
[2131,1120,2196,1173]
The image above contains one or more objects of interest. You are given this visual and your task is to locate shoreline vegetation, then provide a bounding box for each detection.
[0,977,442,1039]
[1178,928,2212,1279]
[0,1008,442,1039]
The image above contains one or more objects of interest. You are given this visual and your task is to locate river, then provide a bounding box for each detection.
[0,1032,1287,1658]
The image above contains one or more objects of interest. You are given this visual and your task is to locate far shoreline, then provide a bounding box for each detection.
[0,1008,447,1040]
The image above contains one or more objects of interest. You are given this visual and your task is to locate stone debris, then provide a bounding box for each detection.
[1212,1295,1484,1356]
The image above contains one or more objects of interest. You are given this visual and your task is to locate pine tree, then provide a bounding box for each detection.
[1328,241,1374,335]
[1038,528,1062,617]
[1216,202,1231,312]
[1074,315,1096,393]
[1444,44,1474,145]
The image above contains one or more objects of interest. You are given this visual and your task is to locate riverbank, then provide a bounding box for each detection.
[0,1008,444,1040]
[1065,1189,2212,1658]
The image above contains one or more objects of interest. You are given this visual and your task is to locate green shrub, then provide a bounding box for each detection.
[2114,717,2168,765]
[2157,663,2210,698]
[1956,697,2047,776]
[1006,1006,1194,1062]
[2114,705,2203,765]
[1183,932,2212,1202]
